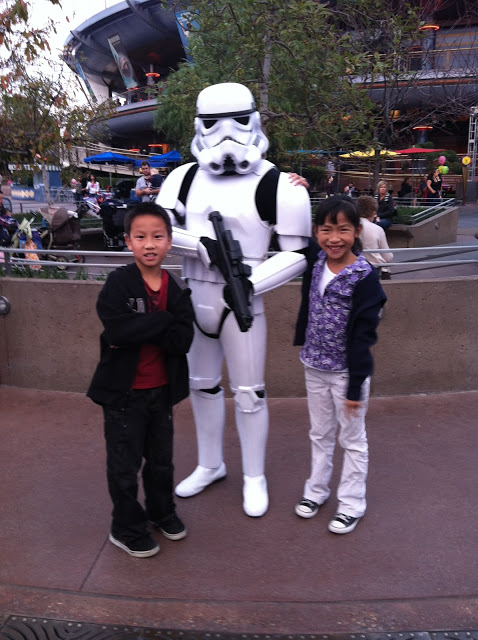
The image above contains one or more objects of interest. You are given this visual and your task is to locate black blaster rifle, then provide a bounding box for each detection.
[207,211,253,333]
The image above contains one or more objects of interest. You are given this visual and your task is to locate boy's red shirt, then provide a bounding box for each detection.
[132,271,169,389]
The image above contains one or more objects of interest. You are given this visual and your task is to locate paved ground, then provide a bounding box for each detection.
[2,196,478,637]
[1,386,478,637]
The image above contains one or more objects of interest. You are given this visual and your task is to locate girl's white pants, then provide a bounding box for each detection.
[303,367,370,518]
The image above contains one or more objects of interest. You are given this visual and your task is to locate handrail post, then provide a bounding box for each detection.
[4,251,12,276]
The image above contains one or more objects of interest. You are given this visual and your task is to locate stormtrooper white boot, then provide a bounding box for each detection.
[243,474,268,517]
[175,463,227,498]
[235,388,269,516]
[175,388,227,498]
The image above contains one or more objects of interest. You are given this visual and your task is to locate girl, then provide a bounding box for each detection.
[426,168,442,201]
[293,196,387,534]
[87,174,100,198]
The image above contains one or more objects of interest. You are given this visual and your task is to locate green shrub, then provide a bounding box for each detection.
[74,268,89,280]
[301,166,327,190]
[5,265,69,279]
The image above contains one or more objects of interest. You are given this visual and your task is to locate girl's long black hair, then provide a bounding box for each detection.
[313,195,362,254]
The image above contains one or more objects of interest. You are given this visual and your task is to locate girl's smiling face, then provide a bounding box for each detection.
[314,211,361,271]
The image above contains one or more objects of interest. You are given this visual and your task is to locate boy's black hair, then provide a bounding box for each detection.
[124,202,172,237]
[313,195,362,253]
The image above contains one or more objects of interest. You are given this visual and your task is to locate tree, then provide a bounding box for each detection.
[155,0,378,166]
[0,0,61,89]
[0,63,112,201]
[156,0,478,188]
[336,0,478,183]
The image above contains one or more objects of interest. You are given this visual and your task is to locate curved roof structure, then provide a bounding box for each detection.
[63,0,185,148]
[64,0,184,95]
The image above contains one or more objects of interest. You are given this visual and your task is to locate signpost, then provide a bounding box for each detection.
[462,155,471,204]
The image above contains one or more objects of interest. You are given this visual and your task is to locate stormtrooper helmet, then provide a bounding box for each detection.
[191,82,269,175]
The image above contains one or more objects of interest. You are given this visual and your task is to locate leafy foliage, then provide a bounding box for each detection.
[0,0,61,88]
[156,0,478,182]
[0,64,113,199]
[155,0,378,165]
[0,0,114,198]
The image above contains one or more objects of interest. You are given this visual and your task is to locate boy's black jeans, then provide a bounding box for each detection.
[103,386,175,543]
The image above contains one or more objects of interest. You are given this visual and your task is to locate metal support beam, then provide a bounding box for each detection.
[467,106,478,181]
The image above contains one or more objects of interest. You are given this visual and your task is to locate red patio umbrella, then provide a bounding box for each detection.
[394,148,445,154]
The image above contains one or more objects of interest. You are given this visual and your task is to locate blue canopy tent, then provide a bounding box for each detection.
[133,150,182,168]
[84,151,135,186]
[150,150,181,163]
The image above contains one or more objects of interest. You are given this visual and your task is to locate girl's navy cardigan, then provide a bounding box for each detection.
[293,241,387,401]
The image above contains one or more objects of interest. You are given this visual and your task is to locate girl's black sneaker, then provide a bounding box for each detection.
[295,497,320,518]
[328,513,360,534]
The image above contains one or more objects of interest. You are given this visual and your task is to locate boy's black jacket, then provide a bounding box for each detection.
[87,263,194,408]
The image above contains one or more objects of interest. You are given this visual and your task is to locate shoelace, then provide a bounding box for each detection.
[334,513,354,524]
[300,499,317,510]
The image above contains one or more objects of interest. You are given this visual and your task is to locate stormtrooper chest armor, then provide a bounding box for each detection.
[182,167,275,283]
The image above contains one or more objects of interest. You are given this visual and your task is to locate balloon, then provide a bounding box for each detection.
[439,165,449,174]
[438,155,446,165]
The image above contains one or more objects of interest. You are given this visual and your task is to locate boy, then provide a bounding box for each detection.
[149,169,164,200]
[357,195,393,280]
[87,202,194,558]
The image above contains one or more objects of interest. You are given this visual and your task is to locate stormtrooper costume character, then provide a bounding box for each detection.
[157,82,311,517]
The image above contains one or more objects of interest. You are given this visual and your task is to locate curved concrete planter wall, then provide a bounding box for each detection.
[1,276,477,396]
[386,207,459,248]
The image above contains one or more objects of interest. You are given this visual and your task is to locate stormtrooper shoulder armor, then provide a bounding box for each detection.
[275,172,312,251]
[157,162,198,214]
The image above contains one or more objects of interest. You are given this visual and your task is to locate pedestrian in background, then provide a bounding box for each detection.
[426,168,442,201]
[326,175,335,197]
[398,177,413,202]
[357,195,393,280]
[374,180,396,229]
[87,174,100,198]
[419,175,428,200]
[136,161,161,202]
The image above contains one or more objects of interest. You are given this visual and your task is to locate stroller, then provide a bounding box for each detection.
[0,210,19,248]
[39,205,87,266]
[0,214,43,270]
[99,199,128,250]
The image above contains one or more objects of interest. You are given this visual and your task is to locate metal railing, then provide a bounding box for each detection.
[51,188,77,203]
[1,243,477,280]
[397,198,458,224]
[309,196,459,225]
[0,247,133,278]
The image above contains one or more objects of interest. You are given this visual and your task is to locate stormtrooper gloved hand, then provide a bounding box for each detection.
[198,236,218,269]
